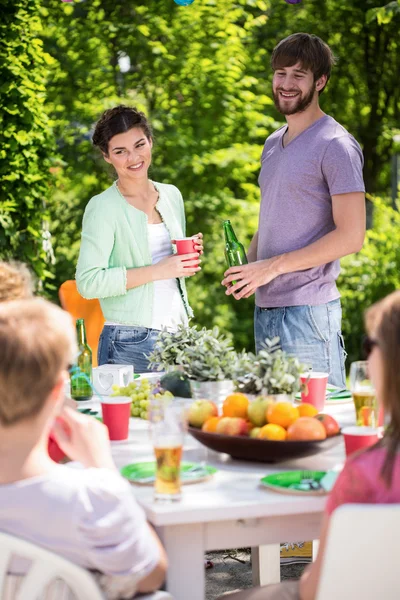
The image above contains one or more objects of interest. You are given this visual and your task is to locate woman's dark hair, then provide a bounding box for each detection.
[365,291,400,487]
[271,33,337,95]
[92,105,152,155]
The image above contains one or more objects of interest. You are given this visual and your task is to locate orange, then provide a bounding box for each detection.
[287,417,326,441]
[298,403,319,418]
[267,402,299,429]
[222,393,249,418]
[202,416,221,433]
[257,423,287,441]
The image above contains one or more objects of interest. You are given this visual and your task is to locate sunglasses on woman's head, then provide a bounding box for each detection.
[362,335,379,359]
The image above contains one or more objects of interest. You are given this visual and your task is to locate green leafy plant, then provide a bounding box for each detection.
[235,338,304,396]
[149,324,238,382]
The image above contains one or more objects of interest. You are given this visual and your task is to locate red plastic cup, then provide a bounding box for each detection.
[101,396,131,441]
[48,435,66,463]
[300,372,328,412]
[175,237,199,267]
[342,426,379,457]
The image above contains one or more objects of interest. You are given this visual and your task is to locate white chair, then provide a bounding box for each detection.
[316,504,400,600]
[0,531,172,600]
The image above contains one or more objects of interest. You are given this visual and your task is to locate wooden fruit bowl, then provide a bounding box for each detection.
[188,426,342,463]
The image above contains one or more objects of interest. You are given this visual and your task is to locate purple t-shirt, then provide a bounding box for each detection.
[256,115,365,308]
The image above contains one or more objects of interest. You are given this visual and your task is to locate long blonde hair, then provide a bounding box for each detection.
[365,290,400,485]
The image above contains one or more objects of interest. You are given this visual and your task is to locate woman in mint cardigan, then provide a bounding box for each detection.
[76,106,203,373]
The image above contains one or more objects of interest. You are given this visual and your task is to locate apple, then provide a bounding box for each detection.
[188,399,218,428]
[314,414,340,437]
[249,427,261,439]
[216,417,249,436]
[247,396,271,427]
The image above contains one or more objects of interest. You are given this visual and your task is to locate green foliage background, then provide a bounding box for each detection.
[1,0,400,366]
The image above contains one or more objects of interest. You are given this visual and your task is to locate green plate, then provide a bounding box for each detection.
[295,385,352,404]
[120,461,217,485]
[260,471,328,496]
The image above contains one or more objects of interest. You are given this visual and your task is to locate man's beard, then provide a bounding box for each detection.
[273,83,316,115]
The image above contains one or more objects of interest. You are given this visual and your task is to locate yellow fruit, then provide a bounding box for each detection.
[267,402,299,429]
[222,393,249,418]
[298,403,319,418]
[257,423,287,441]
[202,416,221,433]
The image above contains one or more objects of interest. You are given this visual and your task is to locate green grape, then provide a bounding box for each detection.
[140,399,148,408]
[131,407,140,417]
[111,384,119,391]
[140,411,148,419]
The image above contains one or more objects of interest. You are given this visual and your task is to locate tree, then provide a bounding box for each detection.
[0,0,58,289]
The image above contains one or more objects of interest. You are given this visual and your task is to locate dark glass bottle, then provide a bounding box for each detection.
[70,319,93,401]
[223,220,248,285]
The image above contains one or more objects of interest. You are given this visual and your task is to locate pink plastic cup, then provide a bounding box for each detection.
[175,238,199,267]
[300,372,329,412]
[342,426,379,457]
[101,396,131,441]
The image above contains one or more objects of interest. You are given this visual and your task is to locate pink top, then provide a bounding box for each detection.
[326,446,400,516]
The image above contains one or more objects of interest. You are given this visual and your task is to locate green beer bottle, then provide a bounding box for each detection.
[70,319,93,401]
[223,220,248,285]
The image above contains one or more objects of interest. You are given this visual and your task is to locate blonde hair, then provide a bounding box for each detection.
[365,290,400,485]
[0,299,77,426]
[0,261,35,302]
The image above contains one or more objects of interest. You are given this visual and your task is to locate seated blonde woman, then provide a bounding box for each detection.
[0,299,167,599]
[219,290,400,600]
[0,260,34,301]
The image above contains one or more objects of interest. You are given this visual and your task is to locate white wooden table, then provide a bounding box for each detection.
[97,401,355,600]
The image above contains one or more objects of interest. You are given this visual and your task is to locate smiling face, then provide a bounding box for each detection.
[272,63,326,116]
[103,127,153,180]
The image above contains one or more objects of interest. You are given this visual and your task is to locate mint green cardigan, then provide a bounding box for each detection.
[76,181,193,327]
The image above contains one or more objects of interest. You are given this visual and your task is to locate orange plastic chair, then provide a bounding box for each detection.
[59,280,105,367]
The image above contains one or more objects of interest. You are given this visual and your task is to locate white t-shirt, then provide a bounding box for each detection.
[148,223,188,331]
[0,466,160,598]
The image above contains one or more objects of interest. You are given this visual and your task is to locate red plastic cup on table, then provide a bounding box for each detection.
[175,237,199,267]
[300,372,329,412]
[342,426,379,457]
[101,396,131,441]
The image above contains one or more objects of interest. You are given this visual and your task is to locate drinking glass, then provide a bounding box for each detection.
[349,361,378,427]
[148,391,187,501]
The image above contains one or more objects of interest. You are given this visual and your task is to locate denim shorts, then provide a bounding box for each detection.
[254,298,347,388]
[98,325,161,374]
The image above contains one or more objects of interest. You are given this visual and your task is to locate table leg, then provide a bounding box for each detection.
[312,539,320,561]
[251,544,281,586]
[158,523,205,600]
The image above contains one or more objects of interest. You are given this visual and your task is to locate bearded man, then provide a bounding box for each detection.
[222,33,366,387]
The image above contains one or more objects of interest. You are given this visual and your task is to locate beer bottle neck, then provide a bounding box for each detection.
[223,221,238,244]
[76,320,87,346]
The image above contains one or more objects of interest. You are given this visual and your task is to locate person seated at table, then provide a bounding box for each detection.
[218,289,400,600]
[0,260,35,301]
[0,298,167,599]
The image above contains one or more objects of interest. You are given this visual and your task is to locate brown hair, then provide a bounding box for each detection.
[92,105,153,155]
[365,290,400,485]
[271,33,336,94]
[0,261,35,302]
[0,299,77,426]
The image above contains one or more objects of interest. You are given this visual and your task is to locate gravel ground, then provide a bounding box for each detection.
[205,550,307,600]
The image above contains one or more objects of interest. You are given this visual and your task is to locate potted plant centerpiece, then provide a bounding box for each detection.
[149,325,238,406]
[235,337,305,403]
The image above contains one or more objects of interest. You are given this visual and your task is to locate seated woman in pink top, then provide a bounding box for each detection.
[219,289,400,600]
[0,298,167,599]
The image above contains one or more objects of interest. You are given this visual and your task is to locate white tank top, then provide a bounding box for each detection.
[147,223,188,331]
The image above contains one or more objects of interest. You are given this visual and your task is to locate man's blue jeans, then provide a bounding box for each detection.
[254,298,347,388]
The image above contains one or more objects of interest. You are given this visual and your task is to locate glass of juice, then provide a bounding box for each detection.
[349,361,378,427]
[149,389,187,501]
